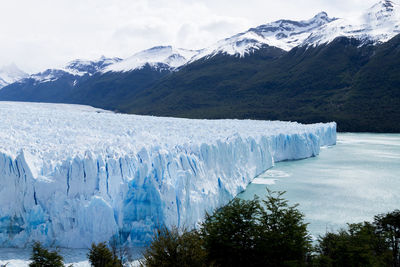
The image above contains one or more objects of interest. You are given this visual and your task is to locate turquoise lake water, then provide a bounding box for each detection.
[238,133,400,238]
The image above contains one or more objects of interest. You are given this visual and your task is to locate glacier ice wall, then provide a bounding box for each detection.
[0,102,336,248]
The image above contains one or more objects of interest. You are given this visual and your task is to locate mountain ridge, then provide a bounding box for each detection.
[6,0,400,80]
[0,0,399,132]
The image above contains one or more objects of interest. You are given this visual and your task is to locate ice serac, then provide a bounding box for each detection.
[0,102,336,248]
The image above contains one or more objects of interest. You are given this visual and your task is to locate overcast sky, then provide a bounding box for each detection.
[0,0,379,73]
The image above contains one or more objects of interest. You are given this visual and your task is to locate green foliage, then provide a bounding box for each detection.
[140,191,400,267]
[314,223,391,267]
[123,35,400,133]
[315,210,400,267]
[29,242,66,267]
[258,191,312,266]
[87,242,122,267]
[375,210,400,267]
[141,226,207,267]
[201,197,262,266]
[201,190,311,267]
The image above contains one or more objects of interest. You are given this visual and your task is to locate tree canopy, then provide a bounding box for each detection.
[29,242,65,267]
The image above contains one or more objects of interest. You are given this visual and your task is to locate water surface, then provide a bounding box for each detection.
[239,133,400,238]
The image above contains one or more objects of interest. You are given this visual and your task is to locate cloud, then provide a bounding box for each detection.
[0,0,380,73]
[176,16,251,50]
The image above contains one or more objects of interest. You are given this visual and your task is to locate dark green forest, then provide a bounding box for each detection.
[1,35,399,132]
[124,36,400,133]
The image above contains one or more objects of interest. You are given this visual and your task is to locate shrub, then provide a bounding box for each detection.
[375,210,400,267]
[201,197,261,266]
[29,241,65,267]
[141,226,207,267]
[201,190,311,267]
[88,242,122,267]
[314,223,391,267]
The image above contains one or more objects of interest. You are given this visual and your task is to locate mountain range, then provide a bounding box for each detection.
[0,0,399,132]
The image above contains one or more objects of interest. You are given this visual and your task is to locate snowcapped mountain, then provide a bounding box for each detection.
[190,0,400,60]
[305,0,400,46]
[64,56,122,75]
[98,0,400,70]
[25,47,198,79]
[102,12,338,71]
[10,0,399,77]
[30,56,121,83]
[0,0,399,134]
[191,12,336,61]
[97,0,400,71]
[0,64,28,89]
[103,46,199,72]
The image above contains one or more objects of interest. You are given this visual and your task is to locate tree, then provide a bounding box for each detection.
[87,242,122,267]
[201,190,311,267]
[201,197,261,267]
[29,241,65,267]
[109,233,133,265]
[375,210,400,267]
[258,190,311,266]
[141,226,207,267]
[314,222,391,267]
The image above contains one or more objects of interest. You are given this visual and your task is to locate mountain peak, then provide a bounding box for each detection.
[380,0,396,9]
[365,0,399,14]
[103,46,199,73]
[301,0,400,48]
[0,64,28,89]
[312,11,330,21]
[307,11,337,26]
[64,57,122,75]
[363,0,400,26]
[367,0,399,16]
[191,12,337,58]
[147,45,173,51]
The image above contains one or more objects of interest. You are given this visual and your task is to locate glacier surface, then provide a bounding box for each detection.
[0,102,336,248]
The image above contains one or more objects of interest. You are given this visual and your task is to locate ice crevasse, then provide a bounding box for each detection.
[0,102,336,248]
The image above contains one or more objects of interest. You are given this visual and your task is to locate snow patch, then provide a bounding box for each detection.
[104,46,199,73]
[305,0,400,47]
[0,64,28,89]
[191,12,337,61]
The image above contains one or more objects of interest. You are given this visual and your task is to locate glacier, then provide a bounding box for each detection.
[0,102,336,248]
